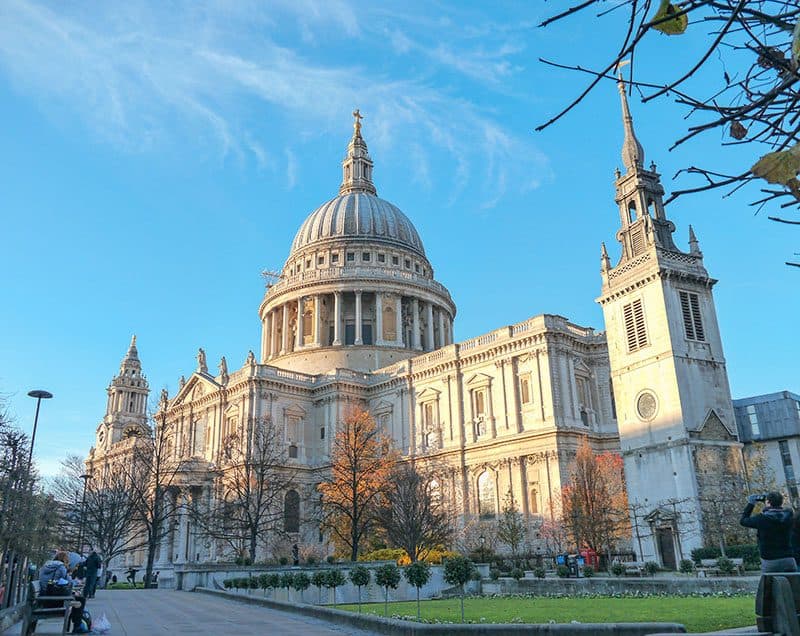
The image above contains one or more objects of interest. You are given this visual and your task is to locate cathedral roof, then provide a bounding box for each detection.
[288,110,426,259]
[290,191,425,257]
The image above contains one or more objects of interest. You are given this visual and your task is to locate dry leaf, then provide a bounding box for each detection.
[751,145,800,185]
[730,121,747,140]
[652,0,688,35]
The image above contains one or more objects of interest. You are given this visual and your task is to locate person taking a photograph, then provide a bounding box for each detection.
[740,491,796,573]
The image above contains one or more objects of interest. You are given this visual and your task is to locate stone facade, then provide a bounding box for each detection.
[87,102,742,572]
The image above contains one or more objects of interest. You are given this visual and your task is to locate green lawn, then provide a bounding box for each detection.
[339,596,754,633]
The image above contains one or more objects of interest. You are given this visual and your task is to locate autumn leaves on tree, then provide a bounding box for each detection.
[561,440,630,561]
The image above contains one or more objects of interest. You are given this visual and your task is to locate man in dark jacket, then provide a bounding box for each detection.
[740,491,796,572]
[84,550,101,598]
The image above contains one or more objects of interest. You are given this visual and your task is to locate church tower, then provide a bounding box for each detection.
[597,80,741,566]
[94,336,150,454]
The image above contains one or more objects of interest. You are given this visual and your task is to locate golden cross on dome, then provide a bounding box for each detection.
[353,108,363,135]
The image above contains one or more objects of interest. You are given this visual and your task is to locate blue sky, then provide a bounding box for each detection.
[1,1,796,476]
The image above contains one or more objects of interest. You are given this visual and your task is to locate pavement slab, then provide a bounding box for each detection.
[3,589,377,635]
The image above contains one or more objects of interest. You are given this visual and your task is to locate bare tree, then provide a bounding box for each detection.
[696,446,749,555]
[191,418,296,562]
[496,491,527,558]
[83,468,142,575]
[125,399,182,589]
[318,408,397,561]
[375,462,452,562]
[539,1,800,265]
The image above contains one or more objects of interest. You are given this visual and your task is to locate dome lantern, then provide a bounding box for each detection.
[339,109,377,196]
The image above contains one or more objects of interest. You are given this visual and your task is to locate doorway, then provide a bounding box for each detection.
[656,526,677,570]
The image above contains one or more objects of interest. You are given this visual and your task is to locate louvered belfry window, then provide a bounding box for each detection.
[679,291,705,341]
[623,299,648,352]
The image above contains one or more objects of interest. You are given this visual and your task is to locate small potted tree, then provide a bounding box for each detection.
[404,561,431,620]
[292,572,310,602]
[443,556,475,623]
[348,565,371,613]
[324,569,346,608]
[312,570,327,604]
[375,563,401,618]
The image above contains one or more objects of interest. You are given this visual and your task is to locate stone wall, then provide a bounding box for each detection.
[481,575,759,597]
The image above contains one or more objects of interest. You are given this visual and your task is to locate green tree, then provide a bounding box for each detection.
[374,562,401,617]
[324,569,346,607]
[443,556,475,622]
[496,491,526,558]
[403,561,431,620]
[279,572,294,601]
[292,571,310,602]
[348,565,371,613]
[311,570,327,604]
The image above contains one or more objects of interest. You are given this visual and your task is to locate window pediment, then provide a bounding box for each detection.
[372,400,393,415]
[416,387,441,402]
[465,373,493,389]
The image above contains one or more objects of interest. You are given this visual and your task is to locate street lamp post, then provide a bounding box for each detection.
[26,390,53,476]
[77,473,93,555]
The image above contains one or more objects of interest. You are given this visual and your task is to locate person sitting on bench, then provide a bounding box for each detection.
[39,551,87,634]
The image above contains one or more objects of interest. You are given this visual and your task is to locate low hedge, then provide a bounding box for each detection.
[690,544,759,568]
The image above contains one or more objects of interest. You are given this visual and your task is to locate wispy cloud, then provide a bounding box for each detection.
[0,0,548,207]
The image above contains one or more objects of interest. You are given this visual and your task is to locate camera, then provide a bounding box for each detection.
[748,493,768,504]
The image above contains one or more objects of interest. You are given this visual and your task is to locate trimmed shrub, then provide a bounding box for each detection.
[326,555,335,564]
[691,544,759,568]
[510,567,525,581]
[533,566,546,579]
[679,559,695,574]
[306,555,317,566]
[556,564,570,578]
[222,579,231,589]
[644,561,660,576]
[359,548,407,563]
[582,566,595,578]
[292,572,310,601]
[279,556,289,566]
[717,556,736,575]
[489,567,500,581]
[611,562,626,576]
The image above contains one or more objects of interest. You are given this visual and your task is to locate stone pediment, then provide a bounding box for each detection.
[283,403,307,418]
[170,373,221,406]
[372,400,393,415]
[689,409,735,441]
[465,372,493,388]
[416,387,441,401]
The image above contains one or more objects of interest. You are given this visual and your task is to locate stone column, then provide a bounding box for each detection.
[295,297,304,349]
[271,309,279,358]
[261,315,269,362]
[314,294,322,346]
[412,298,421,350]
[375,292,384,345]
[176,490,189,564]
[354,290,363,345]
[425,302,434,351]
[437,308,445,348]
[281,304,289,355]
[395,295,404,347]
[332,291,342,345]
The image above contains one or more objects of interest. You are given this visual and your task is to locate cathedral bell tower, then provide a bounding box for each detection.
[94,336,150,454]
[597,80,741,566]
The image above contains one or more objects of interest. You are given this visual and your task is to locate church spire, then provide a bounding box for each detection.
[339,109,377,196]
[120,334,141,373]
[618,77,645,172]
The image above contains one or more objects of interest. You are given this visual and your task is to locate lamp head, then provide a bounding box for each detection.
[27,390,53,399]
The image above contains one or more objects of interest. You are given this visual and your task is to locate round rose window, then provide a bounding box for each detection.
[636,391,658,420]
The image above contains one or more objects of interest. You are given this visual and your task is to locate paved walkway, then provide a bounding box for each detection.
[3,589,376,635]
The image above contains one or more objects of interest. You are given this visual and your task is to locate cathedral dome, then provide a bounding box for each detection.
[289,192,425,258]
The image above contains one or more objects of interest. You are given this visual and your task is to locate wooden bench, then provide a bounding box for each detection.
[19,581,78,636]
[697,557,745,576]
[623,561,645,576]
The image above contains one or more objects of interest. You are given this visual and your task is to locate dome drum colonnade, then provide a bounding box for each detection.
[258,111,456,372]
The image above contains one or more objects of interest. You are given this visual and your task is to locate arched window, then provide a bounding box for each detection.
[530,487,539,515]
[284,490,300,533]
[628,201,637,223]
[477,471,496,520]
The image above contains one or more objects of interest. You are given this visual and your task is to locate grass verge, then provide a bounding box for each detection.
[338,595,754,632]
